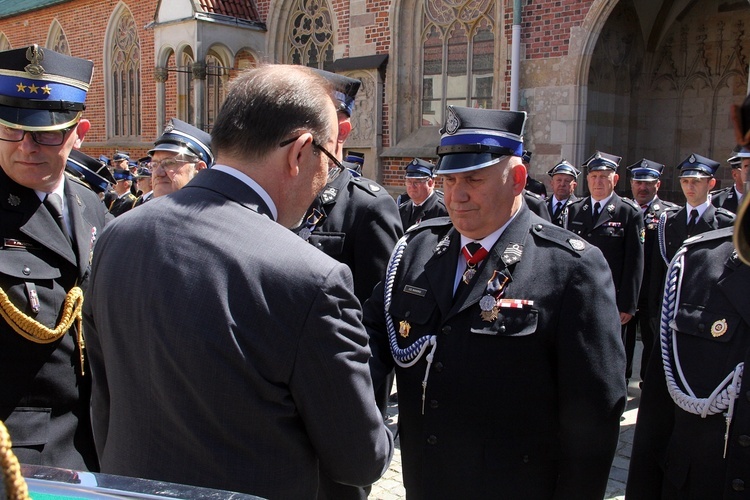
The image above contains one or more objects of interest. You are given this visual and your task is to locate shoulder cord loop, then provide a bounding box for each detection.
[657,211,669,265]
[0,419,29,500]
[660,245,743,423]
[0,286,85,375]
[383,235,438,414]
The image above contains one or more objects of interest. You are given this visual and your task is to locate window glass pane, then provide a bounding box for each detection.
[471,22,494,109]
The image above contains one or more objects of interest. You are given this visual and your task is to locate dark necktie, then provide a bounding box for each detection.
[44,193,72,245]
[455,242,489,298]
[592,201,601,220]
[686,208,699,236]
[553,201,563,218]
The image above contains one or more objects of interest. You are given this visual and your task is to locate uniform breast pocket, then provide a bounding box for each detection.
[388,289,439,349]
[600,226,624,237]
[308,232,345,257]
[0,248,62,319]
[471,306,538,337]
[674,303,739,344]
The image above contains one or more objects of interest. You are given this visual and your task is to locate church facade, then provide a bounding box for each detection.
[0,0,748,199]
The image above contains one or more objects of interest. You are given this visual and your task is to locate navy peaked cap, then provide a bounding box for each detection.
[313,69,361,117]
[0,44,93,130]
[435,106,527,174]
[583,151,621,171]
[149,118,214,167]
[627,158,664,180]
[547,159,580,178]
[405,158,436,178]
[66,149,115,194]
[677,153,719,178]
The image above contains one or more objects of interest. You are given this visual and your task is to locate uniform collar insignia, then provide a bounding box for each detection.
[501,243,523,266]
[434,234,451,255]
[607,204,615,213]
[8,194,21,206]
[319,186,338,204]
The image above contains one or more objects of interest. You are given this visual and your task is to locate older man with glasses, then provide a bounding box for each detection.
[0,44,107,471]
[148,118,214,198]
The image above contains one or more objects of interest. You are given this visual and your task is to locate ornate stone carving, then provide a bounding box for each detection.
[153,66,168,83]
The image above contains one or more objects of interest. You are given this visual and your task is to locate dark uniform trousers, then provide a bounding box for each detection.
[623,197,677,382]
[398,190,447,230]
[0,168,107,470]
[295,169,402,500]
[627,227,750,499]
[365,207,626,499]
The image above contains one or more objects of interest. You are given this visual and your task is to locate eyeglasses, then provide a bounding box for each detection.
[279,135,345,182]
[0,125,74,146]
[147,158,196,173]
[405,178,429,187]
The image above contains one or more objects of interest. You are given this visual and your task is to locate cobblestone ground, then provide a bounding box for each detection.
[371,344,644,500]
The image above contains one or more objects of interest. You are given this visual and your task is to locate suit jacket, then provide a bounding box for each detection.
[627,227,750,499]
[364,207,626,499]
[660,204,735,264]
[0,168,107,471]
[399,190,447,230]
[84,168,393,498]
[296,170,403,304]
[566,193,645,315]
[710,185,740,214]
[546,195,578,227]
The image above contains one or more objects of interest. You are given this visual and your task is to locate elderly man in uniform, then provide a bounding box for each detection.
[148,118,213,198]
[546,159,580,227]
[365,105,626,499]
[84,64,393,498]
[623,159,677,386]
[0,45,107,470]
[658,153,735,264]
[566,152,645,330]
[398,158,447,229]
[627,98,750,495]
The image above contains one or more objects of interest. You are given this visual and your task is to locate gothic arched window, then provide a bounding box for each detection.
[109,8,141,137]
[288,0,335,68]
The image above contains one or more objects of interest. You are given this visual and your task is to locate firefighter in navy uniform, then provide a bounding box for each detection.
[365,105,626,499]
[398,158,447,230]
[545,159,580,227]
[566,151,645,330]
[623,159,678,385]
[627,175,750,500]
[0,45,107,470]
[710,146,748,214]
[298,69,402,500]
[658,153,735,265]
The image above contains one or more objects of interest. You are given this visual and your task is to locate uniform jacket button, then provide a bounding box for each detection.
[522,455,530,463]
[430,399,438,409]
[498,325,506,333]
[434,362,443,372]
[427,435,437,445]
[441,325,451,335]
[732,479,745,491]
[22,266,30,276]
[738,435,750,447]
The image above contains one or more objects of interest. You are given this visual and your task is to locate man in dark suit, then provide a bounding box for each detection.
[658,153,735,264]
[398,157,447,229]
[624,159,678,385]
[566,151,645,331]
[0,45,106,471]
[545,159,580,227]
[84,65,393,499]
[627,170,750,497]
[365,105,626,499]
[710,146,747,214]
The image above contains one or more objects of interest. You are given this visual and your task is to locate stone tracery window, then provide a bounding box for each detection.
[47,20,70,55]
[421,0,495,127]
[0,33,10,51]
[287,0,335,68]
[110,10,141,137]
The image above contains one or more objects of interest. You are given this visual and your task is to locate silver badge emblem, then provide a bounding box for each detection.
[479,295,496,311]
[25,45,45,76]
[568,239,585,251]
[445,107,460,135]
[689,154,696,164]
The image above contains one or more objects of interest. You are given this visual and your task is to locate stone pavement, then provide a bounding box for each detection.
[370,344,645,499]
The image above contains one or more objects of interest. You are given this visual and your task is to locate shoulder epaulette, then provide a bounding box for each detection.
[716,207,737,220]
[621,197,640,211]
[710,186,732,195]
[405,215,452,234]
[523,190,542,200]
[530,220,589,255]
[682,226,734,247]
[351,176,387,197]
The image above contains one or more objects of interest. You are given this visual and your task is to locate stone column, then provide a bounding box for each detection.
[192,61,207,130]
[153,66,169,134]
